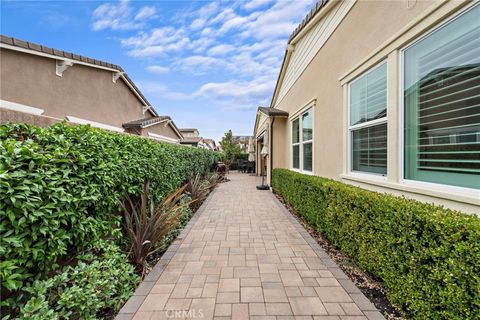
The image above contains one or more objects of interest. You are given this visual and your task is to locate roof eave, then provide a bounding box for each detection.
[269,0,336,108]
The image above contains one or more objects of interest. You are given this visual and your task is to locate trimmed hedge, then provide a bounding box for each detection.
[0,122,219,309]
[272,168,480,320]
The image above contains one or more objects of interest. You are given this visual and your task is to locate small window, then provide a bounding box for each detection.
[292,119,300,169]
[349,62,388,175]
[403,4,480,189]
[291,108,313,172]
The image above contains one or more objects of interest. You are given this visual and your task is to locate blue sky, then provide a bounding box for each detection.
[1,0,317,141]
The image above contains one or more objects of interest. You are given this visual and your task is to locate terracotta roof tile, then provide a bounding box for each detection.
[41,46,53,54]
[13,38,28,48]
[28,42,42,51]
[0,35,13,45]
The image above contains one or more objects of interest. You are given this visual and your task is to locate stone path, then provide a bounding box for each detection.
[117,173,384,320]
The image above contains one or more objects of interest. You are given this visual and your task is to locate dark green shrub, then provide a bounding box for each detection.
[0,122,219,309]
[18,243,138,319]
[272,168,480,320]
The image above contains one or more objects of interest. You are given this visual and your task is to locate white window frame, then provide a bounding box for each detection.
[398,2,480,197]
[290,105,314,174]
[347,61,388,179]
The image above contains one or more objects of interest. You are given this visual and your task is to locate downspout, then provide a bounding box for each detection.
[270,117,275,187]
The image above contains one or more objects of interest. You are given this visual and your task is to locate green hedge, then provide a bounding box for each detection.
[0,122,218,307]
[272,169,480,320]
[18,242,138,319]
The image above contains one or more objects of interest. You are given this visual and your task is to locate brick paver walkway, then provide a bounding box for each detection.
[117,173,384,320]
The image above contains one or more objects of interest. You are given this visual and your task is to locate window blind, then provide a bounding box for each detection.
[350,63,387,126]
[404,4,480,189]
[352,123,387,174]
[349,62,388,175]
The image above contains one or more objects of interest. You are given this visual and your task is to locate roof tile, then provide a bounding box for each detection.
[13,38,28,48]
[41,46,53,54]
[52,49,63,56]
[0,35,13,45]
[28,42,42,51]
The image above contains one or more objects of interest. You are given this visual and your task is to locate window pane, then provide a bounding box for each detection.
[303,142,313,171]
[350,63,387,126]
[292,119,300,143]
[292,145,300,169]
[302,109,313,141]
[404,4,480,189]
[352,123,387,175]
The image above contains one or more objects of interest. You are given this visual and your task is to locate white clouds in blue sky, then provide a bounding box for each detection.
[93,0,316,113]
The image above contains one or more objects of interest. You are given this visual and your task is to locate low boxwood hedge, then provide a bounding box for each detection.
[0,122,219,311]
[272,168,480,320]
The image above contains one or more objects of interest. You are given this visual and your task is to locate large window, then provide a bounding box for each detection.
[349,62,388,175]
[404,4,480,189]
[291,108,313,172]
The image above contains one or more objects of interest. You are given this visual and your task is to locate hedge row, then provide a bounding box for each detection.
[0,122,219,305]
[272,169,480,320]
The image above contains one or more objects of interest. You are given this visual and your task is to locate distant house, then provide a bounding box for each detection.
[122,116,183,144]
[179,128,216,150]
[252,0,479,213]
[179,128,200,138]
[203,138,217,151]
[0,35,183,143]
[232,135,252,152]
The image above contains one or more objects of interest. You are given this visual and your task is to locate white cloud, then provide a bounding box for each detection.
[190,18,206,30]
[138,81,191,100]
[135,6,157,21]
[121,27,190,57]
[175,56,225,74]
[146,65,170,74]
[194,76,275,109]
[207,44,235,56]
[92,0,157,31]
[243,0,275,11]
[97,0,317,110]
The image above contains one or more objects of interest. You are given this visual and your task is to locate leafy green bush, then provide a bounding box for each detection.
[272,168,480,320]
[18,243,138,319]
[0,122,218,309]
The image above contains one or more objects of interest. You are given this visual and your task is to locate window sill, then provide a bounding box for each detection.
[340,173,480,206]
[290,168,314,175]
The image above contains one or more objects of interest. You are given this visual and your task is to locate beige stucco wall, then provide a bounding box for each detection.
[0,49,147,128]
[274,0,434,179]
[271,0,479,213]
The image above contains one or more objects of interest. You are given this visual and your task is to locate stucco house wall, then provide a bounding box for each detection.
[0,48,148,129]
[266,0,479,213]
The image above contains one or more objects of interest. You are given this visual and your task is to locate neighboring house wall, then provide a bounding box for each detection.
[271,0,479,213]
[181,130,199,138]
[0,49,147,129]
[143,122,181,141]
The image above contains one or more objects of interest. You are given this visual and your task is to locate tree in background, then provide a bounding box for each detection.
[220,129,242,166]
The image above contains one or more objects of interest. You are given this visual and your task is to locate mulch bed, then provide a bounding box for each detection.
[274,193,404,320]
